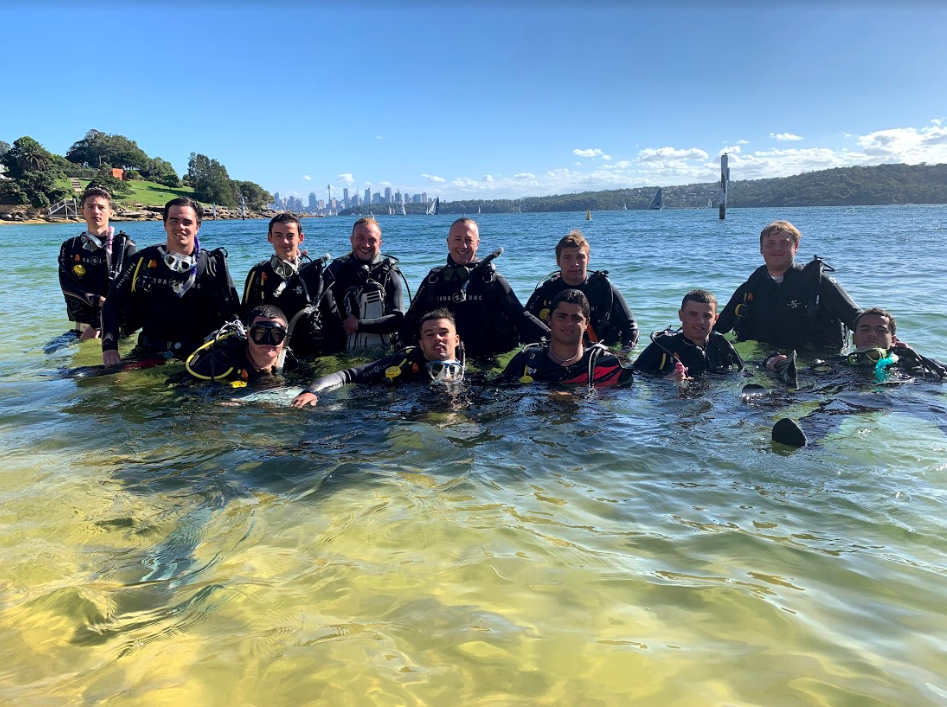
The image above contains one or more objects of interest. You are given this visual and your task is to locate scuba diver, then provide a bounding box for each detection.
[242,213,338,357]
[526,229,639,353]
[633,289,743,381]
[715,220,861,354]
[758,308,947,447]
[185,304,300,385]
[326,217,406,351]
[57,187,137,340]
[291,308,466,407]
[101,197,241,367]
[399,218,548,359]
[499,290,633,387]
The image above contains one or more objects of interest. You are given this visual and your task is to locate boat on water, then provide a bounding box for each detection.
[649,188,663,210]
[426,197,439,215]
[621,203,627,211]
[586,209,591,220]
[400,203,406,215]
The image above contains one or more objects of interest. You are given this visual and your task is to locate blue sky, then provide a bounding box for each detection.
[3,2,946,201]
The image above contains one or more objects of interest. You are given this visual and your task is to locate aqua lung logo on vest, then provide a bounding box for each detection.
[787,299,803,310]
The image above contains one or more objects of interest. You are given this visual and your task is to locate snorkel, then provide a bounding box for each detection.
[456,248,503,303]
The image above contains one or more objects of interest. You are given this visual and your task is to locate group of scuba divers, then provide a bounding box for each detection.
[59,188,946,446]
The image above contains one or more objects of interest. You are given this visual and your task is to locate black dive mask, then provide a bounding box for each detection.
[249,322,287,346]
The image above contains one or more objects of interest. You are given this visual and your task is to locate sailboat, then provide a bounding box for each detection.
[478,205,481,214]
[426,197,439,215]
[400,203,406,215]
[649,188,663,210]
[621,203,627,211]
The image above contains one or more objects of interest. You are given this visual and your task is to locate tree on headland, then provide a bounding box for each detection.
[140,157,180,188]
[0,141,10,158]
[187,152,237,206]
[66,129,149,170]
[0,136,69,208]
[233,180,273,211]
[86,164,133,199]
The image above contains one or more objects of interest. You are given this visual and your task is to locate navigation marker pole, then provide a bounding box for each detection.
[719,153,730,220]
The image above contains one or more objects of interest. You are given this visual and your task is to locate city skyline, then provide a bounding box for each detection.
[3,3,946,202]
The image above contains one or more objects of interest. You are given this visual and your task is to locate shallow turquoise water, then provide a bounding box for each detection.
[1,206,946,706]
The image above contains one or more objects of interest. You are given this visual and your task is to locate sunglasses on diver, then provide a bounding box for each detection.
[846,348,888,366]
[249,322,287,346]
[426,360,463,383]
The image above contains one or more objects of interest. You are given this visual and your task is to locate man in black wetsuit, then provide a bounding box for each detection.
[525,230,638,352]
[242,213,336,356]
[633,289,743,381]
[326,217,404,351]
[499,290,633,387]
[291,308,464,407]
[58,187,137,339]
[185,304,298,384]
[101,197,241,366]
[714,220,861,354]
[399,218,548,359]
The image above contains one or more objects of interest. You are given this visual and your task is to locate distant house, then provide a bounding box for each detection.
[111,168,125,181]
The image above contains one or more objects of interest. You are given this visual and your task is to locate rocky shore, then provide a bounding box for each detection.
[0,204,325,226]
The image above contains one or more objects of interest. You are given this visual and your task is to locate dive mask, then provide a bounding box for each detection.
[249,322,287,346]
[427,359,463,384]
[163,250,196,274]
[847,347,895,367]
[270,255,300,279]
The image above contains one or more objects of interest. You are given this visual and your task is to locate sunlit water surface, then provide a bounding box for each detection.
[1,206,946,706]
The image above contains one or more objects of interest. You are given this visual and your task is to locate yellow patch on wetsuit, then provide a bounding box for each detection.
[519,375,534,384]
[385,366,402,380]
[73,264,86,277]
[148,259,157,269]
[231,380,247,388]
[539,308,550,322]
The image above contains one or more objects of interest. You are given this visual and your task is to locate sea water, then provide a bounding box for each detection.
[1,206,946,706]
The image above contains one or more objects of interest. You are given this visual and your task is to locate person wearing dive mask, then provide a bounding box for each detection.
[291,308,464,407]
[399,218,548,359]
[101,197,240,366]
[57,187,136,340]
[242,213,339,356]
[499,289,633,387]
[185,304,298,383]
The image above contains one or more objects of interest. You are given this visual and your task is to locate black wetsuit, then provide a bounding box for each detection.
[301,346,436,395]
[715,260,860,353]
[633,331,744,376]
[526,272,639,348]
[326,252,405,346]
[58,230,136,327]
[102,244,240,360]
[401,256,549,358]
[499,343,633,386]
[242,255,338,356]
[184,331,299,383]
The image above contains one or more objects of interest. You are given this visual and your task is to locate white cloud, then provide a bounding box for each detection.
[573,148,604,158]
[638,146,709,163]
[421,173,445,183]
[379,181,391,187]
[376,135,383,140]
[932,118,944,126]
[451,177,480,188]
[770,132,804,141]
[337,173,354,184]
[717,145,742,156]
[303,175,312,181]
[601,155,612,161]
[738,139,749,145]
[483,175,494,182]
[856,124,947,162]
[514,172,536,179]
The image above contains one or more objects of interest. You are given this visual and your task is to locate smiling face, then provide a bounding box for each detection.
[760,228,799,276]
[419,317,460,361]
[351,220,382,261]
[557,246,589,286]
[853,312,894,349]
[447,221,480,264]
[678,299,718,346]
[80,195,111,235]
[549,301,588,347]
[164,205,200,255]
[268,221,304,261]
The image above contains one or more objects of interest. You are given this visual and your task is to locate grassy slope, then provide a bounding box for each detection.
[64,178,199,208]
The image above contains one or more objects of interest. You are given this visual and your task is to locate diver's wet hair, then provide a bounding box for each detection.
[351,216,380,236]
[855,307,897,336]
[555,229,590,259]
[163,196,203,225]
[80,186,112,209]
[760,220,801,246]
[268,212,302,235]
[681,289,718,310]
[419,308,456,332]
[247,304,288,328]
[550,288,590,321]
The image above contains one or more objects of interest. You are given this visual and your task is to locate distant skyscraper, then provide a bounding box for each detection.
[274,191,281,209]
[394,190,402,204]
[421,192,427,204]
[384,187,392,203]
[308,192,317,210]
[372,192,380,205]
[343,188,349,203]
[364,187,371,205]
